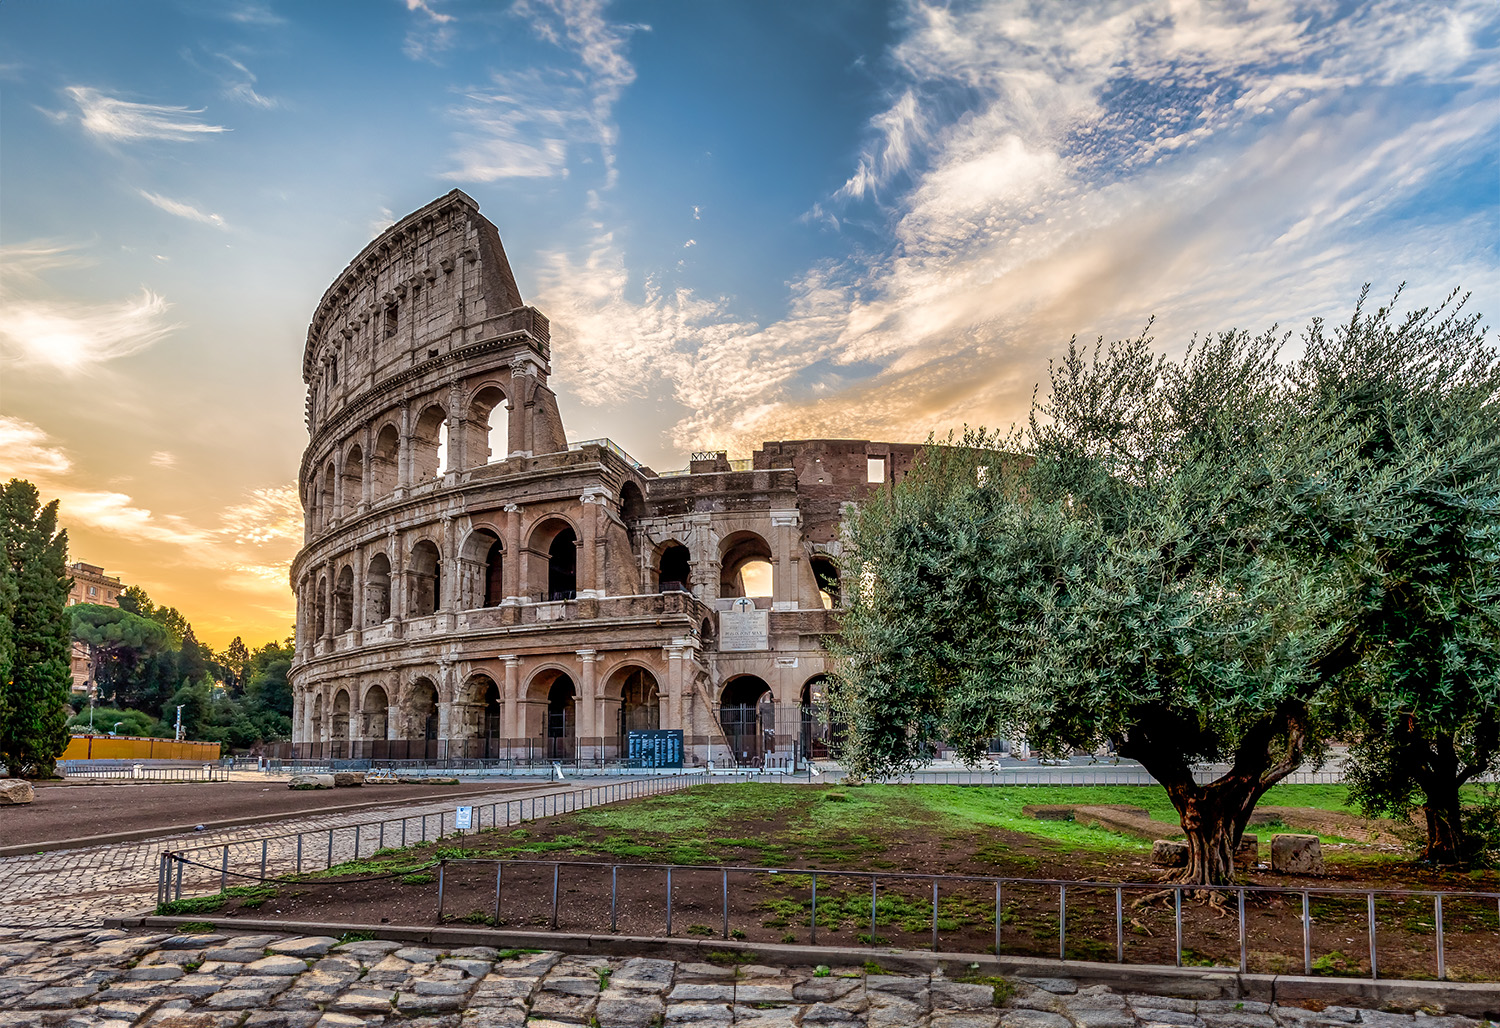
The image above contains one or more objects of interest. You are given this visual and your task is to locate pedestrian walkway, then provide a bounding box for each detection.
[0,925,1481,1027]
[0,776,627,929]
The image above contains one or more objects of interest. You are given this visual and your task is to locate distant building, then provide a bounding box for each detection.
[67,562,122,697]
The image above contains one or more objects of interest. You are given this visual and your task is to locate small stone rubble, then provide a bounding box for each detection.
[0,926,1482,1028]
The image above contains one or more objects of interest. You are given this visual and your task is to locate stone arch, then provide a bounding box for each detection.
[460,527,503,609]
[619,480,646,524]
[333,565,355,633]
[719,674,773,762]
[453,672,502,756]
[606,664,660,738]
[401,676,440,740]
[371,423,399,498]
[411,403,447,482]
[312,691,325,743]
[525,666,576,759]
[655,540,691,593]
[810,553,840,609]
[342,443,364,516]
[362,682,390,739]
[527,516,578,601]
[319,459,336,529]
[331,687,351,741]
[407,539,441,615]
[801,674,832,758]
[719,531,773,598]
[465,384,509,467]
[365,552,391,625]
[314,575,328,638]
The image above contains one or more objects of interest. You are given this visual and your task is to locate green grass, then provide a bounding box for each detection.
[156,884,277,917]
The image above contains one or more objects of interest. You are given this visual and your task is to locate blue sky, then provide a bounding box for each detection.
[2,0,1497,644]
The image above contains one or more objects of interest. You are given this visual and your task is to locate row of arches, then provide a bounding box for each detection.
[306,385,511,532]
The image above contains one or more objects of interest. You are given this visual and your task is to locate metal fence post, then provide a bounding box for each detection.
[931,879,939,952]
[666,866,673,936]
[871,878,879,945]
[354,824,360,860]
[552,864,560,930]
[1116,887,1124,964]
[810,872,818,945]
[174,855,183,900]
[1367,892,1378,979]
[220,846,229,893]
[379,821,385,852]
[297,833,303,873]
[1237,889,1247,973]
[995,882,1003,956]
[1058,884,1067,960]
[1435,894,1445,980]
[326,829,334,869]
[611,866,618,932]
[436,860,445,920]
[1302,892,1311,975]
[260,840,268,881]
[1174,888,1183,967]
[722,869,729,940]
[494,862,503,925]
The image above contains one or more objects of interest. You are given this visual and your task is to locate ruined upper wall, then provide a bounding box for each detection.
[301,190,550,432]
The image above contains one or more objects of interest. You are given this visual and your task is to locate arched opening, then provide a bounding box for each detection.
[408,539,441,615]
[700,617,715,644]
[466,385,509,466]
[719,675,773,764]
[811,554,840,610]
[319,461,336,529]
[403,678,439,742]
[371,423,399,498]
[461,528,503,609]
[331,689,350,741]
[363,684,390,740]
[312,692,325,743]
[609,666,660,737]
[801,675,832,759]
[548,527,577,600]
[342,444,364,516]
[365,553,391,625]
[720,532,773,598]
[619,481,646,524]
[546,675,577,759]
[657,542,691,593]
[411,404,447,482]
[453,674,502,759]
[333,565,354,633]
[314,576,328,638]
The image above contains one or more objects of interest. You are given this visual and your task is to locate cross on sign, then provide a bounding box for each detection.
[733,597,754,613]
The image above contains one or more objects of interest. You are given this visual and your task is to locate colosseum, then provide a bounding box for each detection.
[287,189,920,767]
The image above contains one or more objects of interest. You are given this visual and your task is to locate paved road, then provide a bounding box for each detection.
[0,926,1475,1027]
[0,775,640,929]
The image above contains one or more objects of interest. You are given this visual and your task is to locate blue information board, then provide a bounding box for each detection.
[628,729,684,769]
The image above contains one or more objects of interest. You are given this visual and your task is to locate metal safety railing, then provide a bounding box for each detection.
[59,761,230,781]
[157,772,708,904]
[155,848,1498,983]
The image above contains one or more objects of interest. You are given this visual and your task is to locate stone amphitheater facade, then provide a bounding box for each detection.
[288,190,920,765]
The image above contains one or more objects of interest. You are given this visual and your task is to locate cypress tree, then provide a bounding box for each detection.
[0,480,72,778]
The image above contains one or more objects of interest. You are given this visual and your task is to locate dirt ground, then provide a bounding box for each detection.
[187,783,1500,983]
[8,779,534,847]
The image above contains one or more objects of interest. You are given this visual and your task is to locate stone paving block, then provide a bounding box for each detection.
[866,974,929,998]
[801,1002,866,1024]
[23,985,99,1006]
[204,989,284,1010]
[314,1015,369,1028]
[91,1000,150,1021]
[459,1009,526,1028]
[203,948,265,963]
[1070,1007,1139,1028]
[493,951,560,977]
[242,1013,321,1028]
[127,965,185,981]
[1200,1014,1277,1028]
[676,962,735,979]
[530,988,596,1021]
[730,1007,800,1027]
[247,955,311,975]
[1200,1002,1271,1015]
[1019,977,1077,995]
[330,987,398,1012]
[596,993,667,1027]
[540,975,600,997]
[736,984,797,1003]
[931,1014,1005,1028]
[439,957,492,977]
[1001,1013,1074,1028]
[1133,1011,1204,1027]
[142,950,207,966]
[331,939,403,959]
[159,936,226,951]
[267,937,337,957]
[932,981,1000,1009]
[1352,1014,1415,1028]
[474,975,537,999]
[663,1001,733,1025]
[413,978,477,996]
[142,1012,244,1028]
[611,957,674,991]
[1128,998,1199,1014]
[226,975,295,993]
[392,947,442,963]
[668,983,736,1002]
[395,991,467,1013]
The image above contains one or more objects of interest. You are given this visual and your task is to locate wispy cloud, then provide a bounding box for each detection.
[0,241,178,375]
[403,0,456,61]
[66,86,228,142]
[138,190,227,229]
[542,0,1500,458]
[217,54,279,109]
[224,3,285,27]
[443,0,640,186]
[149,451,177,469]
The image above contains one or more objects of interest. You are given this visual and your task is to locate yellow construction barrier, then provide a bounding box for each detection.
[62,735,221,761]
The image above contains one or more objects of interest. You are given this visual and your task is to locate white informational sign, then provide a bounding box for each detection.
[454,805,473,831]
[720,596,769,651]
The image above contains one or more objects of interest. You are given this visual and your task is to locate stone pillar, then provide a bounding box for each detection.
[322,560,336,644]
[771,509,800,611]
[578,488,608,599]
[360,423,373,511]
[388,531,406,637]
[665,645,685,735]
[436,662,454,747]
[351,547,365,645]
[500,655,521,751]
[576,650,598,755]
[440,516,457,629]
[331,446,344,525]
[503,504,525,603]
[396,400,412,498]
[508,362,531,456]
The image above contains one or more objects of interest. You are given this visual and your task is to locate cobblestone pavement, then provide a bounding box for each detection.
[0,778,626,929]
[0,926,1479,1028]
